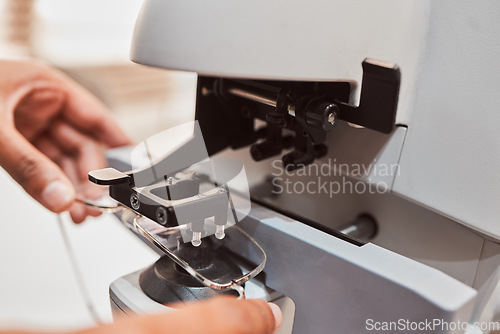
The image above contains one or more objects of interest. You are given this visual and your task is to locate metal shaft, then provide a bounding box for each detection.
[227,87,296,116]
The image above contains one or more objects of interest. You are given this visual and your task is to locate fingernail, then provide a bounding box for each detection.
[268,302,282,332]
[42,180,75,211]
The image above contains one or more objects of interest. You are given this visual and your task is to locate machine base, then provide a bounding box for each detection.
[109,268,296,333]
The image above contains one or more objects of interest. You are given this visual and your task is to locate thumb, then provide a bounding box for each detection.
[81,297,282,334]
[0,127,75,212]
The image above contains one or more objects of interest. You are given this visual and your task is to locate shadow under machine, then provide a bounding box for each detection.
[90,1,500,333]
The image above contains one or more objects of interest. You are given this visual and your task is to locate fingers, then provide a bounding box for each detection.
[268,303,283,333]
[49,120,107,182]
[69,184,103,224]
[35,122,108,223]
[0,60,127,220]
[68,202,102,224]
[79,297,282,334]
[174,298,281,334]
[0,127,75,213]
[13,88,65,141]
[4,59,132,148]
[60,80,132,148]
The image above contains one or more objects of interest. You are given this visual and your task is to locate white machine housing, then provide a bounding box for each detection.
[131,0,500,239]
[117,1,500,333]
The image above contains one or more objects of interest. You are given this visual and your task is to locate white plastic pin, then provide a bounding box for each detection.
[215,224,226,240]
[191,231,202,247]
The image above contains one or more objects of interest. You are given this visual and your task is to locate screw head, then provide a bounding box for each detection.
[328,112,336,125]
[156,207,167,225]
[130,193,140,210]
[325,103,340,128]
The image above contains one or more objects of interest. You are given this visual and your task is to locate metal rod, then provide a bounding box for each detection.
[227,87,296,116]
[228,87,277,108]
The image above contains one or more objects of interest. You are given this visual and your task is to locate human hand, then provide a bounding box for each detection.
[3,297,282,334]
[86,297,282,334]
[0,59,131,223]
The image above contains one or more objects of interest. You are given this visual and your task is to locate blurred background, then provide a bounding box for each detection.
[0,0,197,141]
[0,0,197,330]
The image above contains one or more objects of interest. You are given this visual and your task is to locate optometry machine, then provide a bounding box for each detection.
[88,1,500,333]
